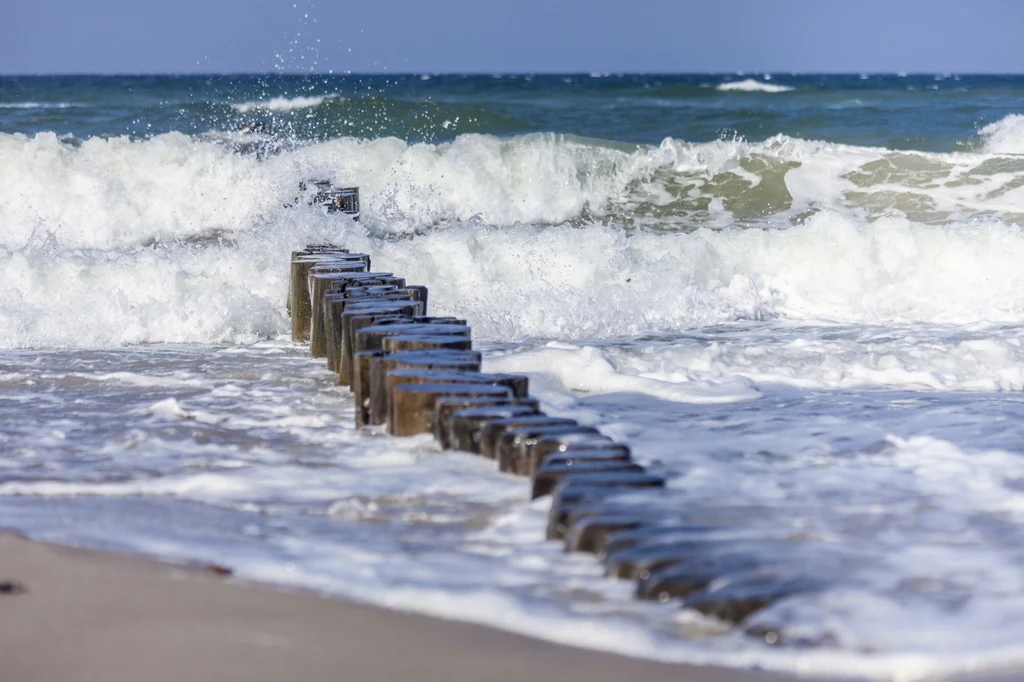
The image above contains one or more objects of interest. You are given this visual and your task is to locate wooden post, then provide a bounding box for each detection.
[356,324,472,424]
[289,252,369,341]
[337,310,414,384]
[371,336,475,425]
[380,334,473,354]
[322,290,416,371]
[307,266,369,355]
[355,350,480,428]
[432,397,539,450]
[545,474,666,540]
[530,436,631,477]
[532,436,626,473]
[531,460,646,499]
[321,295,421,367]
[403,285,428,314]
[449,412,563,457]
[496,424,602,476]
[384,369,530,431]
[479,416,579,461]
[391,383,512,437]
[340,311,462,387]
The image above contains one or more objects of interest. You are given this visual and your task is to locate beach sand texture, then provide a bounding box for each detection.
[0,532,794,682]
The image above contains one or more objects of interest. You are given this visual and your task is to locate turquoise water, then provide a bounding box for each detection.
[2,73,1022,149]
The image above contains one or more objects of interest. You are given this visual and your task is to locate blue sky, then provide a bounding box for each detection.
[3,0,1023,74]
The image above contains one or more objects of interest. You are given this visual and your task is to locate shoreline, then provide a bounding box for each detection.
[2,532,1024,682]
[0,530,795,682]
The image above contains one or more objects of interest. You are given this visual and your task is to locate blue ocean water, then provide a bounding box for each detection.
[2,73,1022,149]
[3,73,1024,680]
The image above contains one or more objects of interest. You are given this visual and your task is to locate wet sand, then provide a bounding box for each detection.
[0,531,795,682]
[4,531,1023,682]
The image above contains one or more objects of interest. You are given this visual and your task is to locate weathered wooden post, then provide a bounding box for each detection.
[322,288,419,371]
[288,247,348,315]
[289,251,369,341]
[391,383,512,437]
[432,397,540,450]
[307,263,371,353]
[355,324,472,424]
[479,415,580,460]
[531,460,647,499]
[383,369,530,431]
[545,473,667,540]
[496,424,602,476]
[530,435,631,476]
[355,350,481,428]
[449,412,564,457]
[339,309,463,386]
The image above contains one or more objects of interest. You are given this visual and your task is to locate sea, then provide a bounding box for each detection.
[2,73,1024,680]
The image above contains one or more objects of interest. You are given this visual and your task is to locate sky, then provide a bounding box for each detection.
[2,0,1023,75]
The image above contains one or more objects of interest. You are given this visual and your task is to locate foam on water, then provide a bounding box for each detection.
[4,345,1024,680]
[982,114,1024,154]
[232,95,336,113]
[4,130,1024,357]
[716,79,795,93]
[6,120,1024,678]
[4,130,1024,249]
[381,212,1024,343]
[0,102,77,109]
[7,206,1024,354]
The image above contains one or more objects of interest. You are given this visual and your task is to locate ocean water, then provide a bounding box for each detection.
[3,73,1024,680]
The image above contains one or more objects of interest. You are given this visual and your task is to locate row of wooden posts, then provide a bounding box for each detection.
[288,244,804,629]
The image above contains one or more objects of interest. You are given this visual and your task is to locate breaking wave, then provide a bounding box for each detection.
[1,129,1024,348]
[232,95,337,113]
[982,113,1024,154]
[716,79,794,93]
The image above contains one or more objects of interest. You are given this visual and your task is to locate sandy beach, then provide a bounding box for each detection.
[0,531,802,682]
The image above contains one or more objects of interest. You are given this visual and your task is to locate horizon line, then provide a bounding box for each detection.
[3,70,1024,78]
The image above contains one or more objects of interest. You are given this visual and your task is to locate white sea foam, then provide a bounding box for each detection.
[716,79,794,93]
[4,130,1024,250]
[0,102,77,109]
[378,212,1024,343]
[491,325,1024,395]
[5,203,1024,352]
[484,342,760,404]
[1,130,1024,354]
[232,95,335,113]
[5,345,1024,680]
[981,114,1024,154]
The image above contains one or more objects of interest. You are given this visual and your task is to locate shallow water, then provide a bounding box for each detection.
[4,339,1024,679]
[2,74,1024,680]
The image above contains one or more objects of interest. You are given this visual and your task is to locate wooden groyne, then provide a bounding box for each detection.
[289,244,813,637]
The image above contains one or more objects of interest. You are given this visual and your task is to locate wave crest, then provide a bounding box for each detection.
[232,95,337,113]
[981,114,1024,154]
[716,79,794,93]
[5,209,1024,348]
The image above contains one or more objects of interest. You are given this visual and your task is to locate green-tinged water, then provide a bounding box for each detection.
[2,73,1023,149]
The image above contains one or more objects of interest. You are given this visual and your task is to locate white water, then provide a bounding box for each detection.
[0,102,77,109]
[232,94,336,112]
[5,342,1024,681]
[716,79,795,93]
[4,125,1024,680]
[982,113,1024,154]
[3,208,1024,350]
[2,128,1024,349]
[4,127,1024,249]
